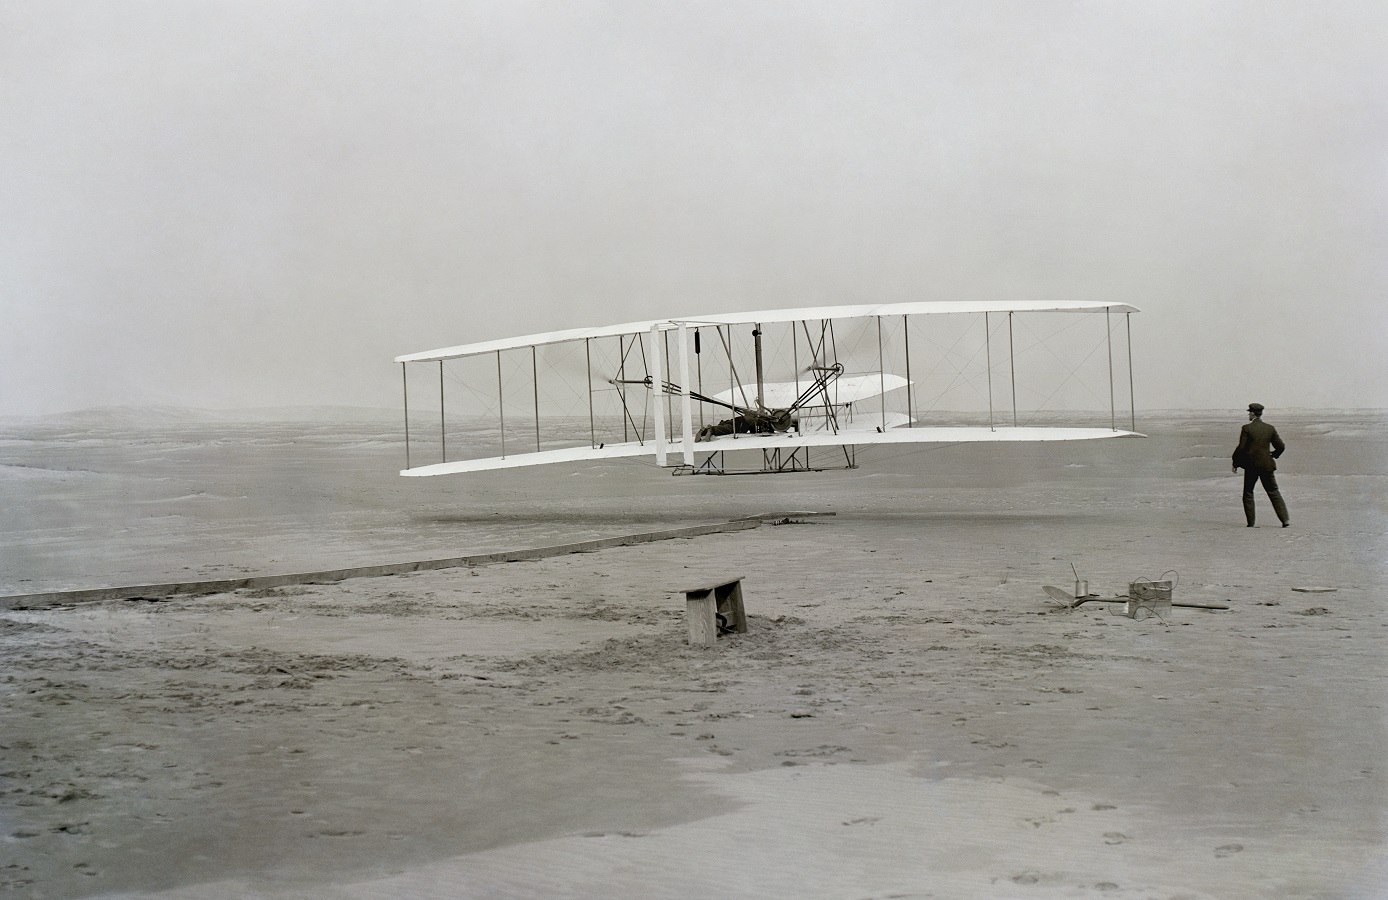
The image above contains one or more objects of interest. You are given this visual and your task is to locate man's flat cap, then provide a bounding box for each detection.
[1248,402,1265,413]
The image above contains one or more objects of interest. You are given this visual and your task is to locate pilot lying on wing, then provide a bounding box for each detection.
[695,409,796,442]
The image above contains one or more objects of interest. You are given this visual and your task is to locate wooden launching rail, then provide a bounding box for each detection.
[0,512,832,610]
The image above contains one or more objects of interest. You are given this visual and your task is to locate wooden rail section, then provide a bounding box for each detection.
[0,512,832,610]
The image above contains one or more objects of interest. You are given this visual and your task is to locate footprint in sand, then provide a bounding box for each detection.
[1102,832,1130,845]
[1214,843,1244,858]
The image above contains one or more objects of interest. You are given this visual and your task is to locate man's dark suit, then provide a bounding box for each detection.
[1233,418,1289,526]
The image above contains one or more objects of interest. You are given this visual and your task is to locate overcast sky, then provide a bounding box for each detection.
[2,0,1384,417]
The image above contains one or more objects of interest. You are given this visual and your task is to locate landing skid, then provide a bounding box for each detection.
[672,445,857,476]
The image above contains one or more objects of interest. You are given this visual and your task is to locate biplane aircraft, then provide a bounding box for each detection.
[395,300,1142,477]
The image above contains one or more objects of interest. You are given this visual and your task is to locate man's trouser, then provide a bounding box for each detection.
[1243,470,1290,526]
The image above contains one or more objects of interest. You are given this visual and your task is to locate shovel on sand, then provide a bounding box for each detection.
[1042,585,1229,611]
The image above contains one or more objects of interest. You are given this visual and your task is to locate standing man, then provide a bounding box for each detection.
[1232,403,1290,527]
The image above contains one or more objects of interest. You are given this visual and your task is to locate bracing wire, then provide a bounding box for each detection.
[1009,314,1113,424]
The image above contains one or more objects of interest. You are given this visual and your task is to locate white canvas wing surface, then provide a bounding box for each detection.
[395,300,1139,363]
[401,425,1143,476]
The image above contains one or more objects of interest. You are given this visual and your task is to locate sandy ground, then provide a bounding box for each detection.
[2,412,1386,898]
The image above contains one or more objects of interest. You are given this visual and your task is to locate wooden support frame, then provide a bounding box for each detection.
[683,577,747,647]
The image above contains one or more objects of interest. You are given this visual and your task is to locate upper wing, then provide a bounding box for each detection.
[395,300,1140,363]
